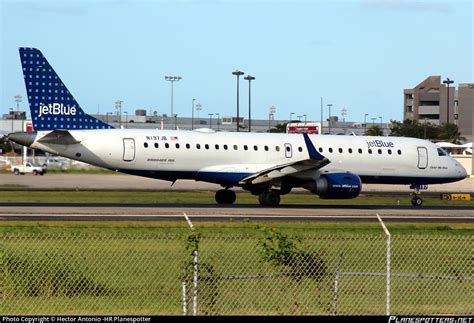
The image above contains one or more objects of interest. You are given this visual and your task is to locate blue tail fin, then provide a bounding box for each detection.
[19,47,113,131]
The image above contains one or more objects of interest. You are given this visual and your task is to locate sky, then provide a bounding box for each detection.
[0,0,472,124]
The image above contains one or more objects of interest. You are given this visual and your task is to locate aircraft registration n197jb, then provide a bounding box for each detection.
[8,48,468,206]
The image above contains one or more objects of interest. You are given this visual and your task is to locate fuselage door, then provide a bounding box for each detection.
[417,147,428,169]
[123,138,136,162]
[284,143,293,158]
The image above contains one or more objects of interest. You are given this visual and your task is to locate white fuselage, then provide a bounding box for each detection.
[30,129,467,187]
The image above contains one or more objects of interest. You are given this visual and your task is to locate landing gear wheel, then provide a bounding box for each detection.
[215,189,236,205]
[258,191,281,207]
[411,196,423,207]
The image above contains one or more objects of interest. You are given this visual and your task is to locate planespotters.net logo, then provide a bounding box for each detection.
[38,103,77,118]
[388,316,473,323]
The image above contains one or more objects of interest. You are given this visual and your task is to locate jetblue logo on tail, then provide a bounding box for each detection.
[39,103,77,118]
[19,47,113,131]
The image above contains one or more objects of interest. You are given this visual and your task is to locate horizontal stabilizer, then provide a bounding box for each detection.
[37,130,81,145]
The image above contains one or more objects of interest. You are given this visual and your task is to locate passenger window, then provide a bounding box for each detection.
[215,144,219,150]
[264,146,269,151]
[165,143,169,148]
[388,149,392,155]
[318,147,323,153]
[338,148,343,153]
[397,150,402,155]
[254,145,258,151]
[368,149,372,154]
[205,144,209,150]
[175,143,180,149]
[275,146,280,152]
[378,149,382,154]
[348,148,352,154]
[224,145,228,150]
[329,148,333,153]
[154,143,158,148]
[286,146,291,152]
[244,145,248,151]
[233,145,238,150]
[196,144,201,149]
[186,143,190,149]
[298,147,303,152]
[358,148,362,154]
[144,142,148,148]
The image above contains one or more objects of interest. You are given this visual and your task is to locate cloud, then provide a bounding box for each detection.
[364,0,453,14]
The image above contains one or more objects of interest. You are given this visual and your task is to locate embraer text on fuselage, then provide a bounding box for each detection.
[38,103,77,118]
[366,139,394,149]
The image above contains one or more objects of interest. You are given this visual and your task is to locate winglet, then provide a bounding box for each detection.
[303,133,325,160]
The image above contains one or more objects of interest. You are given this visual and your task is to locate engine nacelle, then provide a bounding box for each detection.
[303,172,362,199]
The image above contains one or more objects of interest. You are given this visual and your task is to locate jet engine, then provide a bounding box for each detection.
[302,172,362,199]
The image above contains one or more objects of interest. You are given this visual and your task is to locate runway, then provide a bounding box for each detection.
[1,202,473,223]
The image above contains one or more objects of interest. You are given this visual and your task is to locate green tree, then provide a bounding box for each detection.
[268,122,288,133]
[364,125,383,136]
[437,123,465,144]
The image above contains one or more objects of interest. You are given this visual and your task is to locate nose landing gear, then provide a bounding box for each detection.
[410,184,425,207]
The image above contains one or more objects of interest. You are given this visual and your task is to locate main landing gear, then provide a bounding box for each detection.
[258,190,281,207]
[215,189,236,205]
[410,184,423,207]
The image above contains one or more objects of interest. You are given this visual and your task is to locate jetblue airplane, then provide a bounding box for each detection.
[8,48,468,206]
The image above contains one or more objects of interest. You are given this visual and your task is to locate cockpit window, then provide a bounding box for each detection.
[437,148,448,156]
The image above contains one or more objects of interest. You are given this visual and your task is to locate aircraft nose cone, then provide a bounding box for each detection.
[8,131,37,147]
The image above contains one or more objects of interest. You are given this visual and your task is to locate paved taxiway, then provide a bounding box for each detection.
[1,174,472,223]
[1,203,473,223]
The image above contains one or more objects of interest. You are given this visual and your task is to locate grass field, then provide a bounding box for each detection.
[0,189,473,207]
[1,222,472,315]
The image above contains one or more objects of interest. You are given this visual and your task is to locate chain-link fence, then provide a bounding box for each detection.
[0,229,472,315]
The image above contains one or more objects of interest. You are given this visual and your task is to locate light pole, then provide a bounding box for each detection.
[303,114,307,122]
[124,112,128,129]
[9,107,14,131]
[192,99,196,130]
[364,113,369,129]
[115,100,123,128]
[216,113,220,131]
[379,116,382,135]
[208,113,214,129]
[443,77,454,124]
[327,104,333,134]
[290,112,295,122]
[14,95,22,113]
[232,70,244,132]
[371,117,377,126]
[268,106,276,132]
[320,97,324,134]
[297,115,302,121]
[165,75,182,129]
[244,75,255,132]
[196,103,202,125]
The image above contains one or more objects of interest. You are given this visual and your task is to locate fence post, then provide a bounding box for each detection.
[184,213,199,316]
[331,252,345,315]
[182,281,188,316]
[376,213,391,315]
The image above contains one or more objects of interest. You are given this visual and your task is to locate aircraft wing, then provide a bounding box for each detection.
[37,130,81,145]
[239,133,330,185]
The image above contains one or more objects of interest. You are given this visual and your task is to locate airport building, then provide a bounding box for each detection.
[403,76,474,142]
